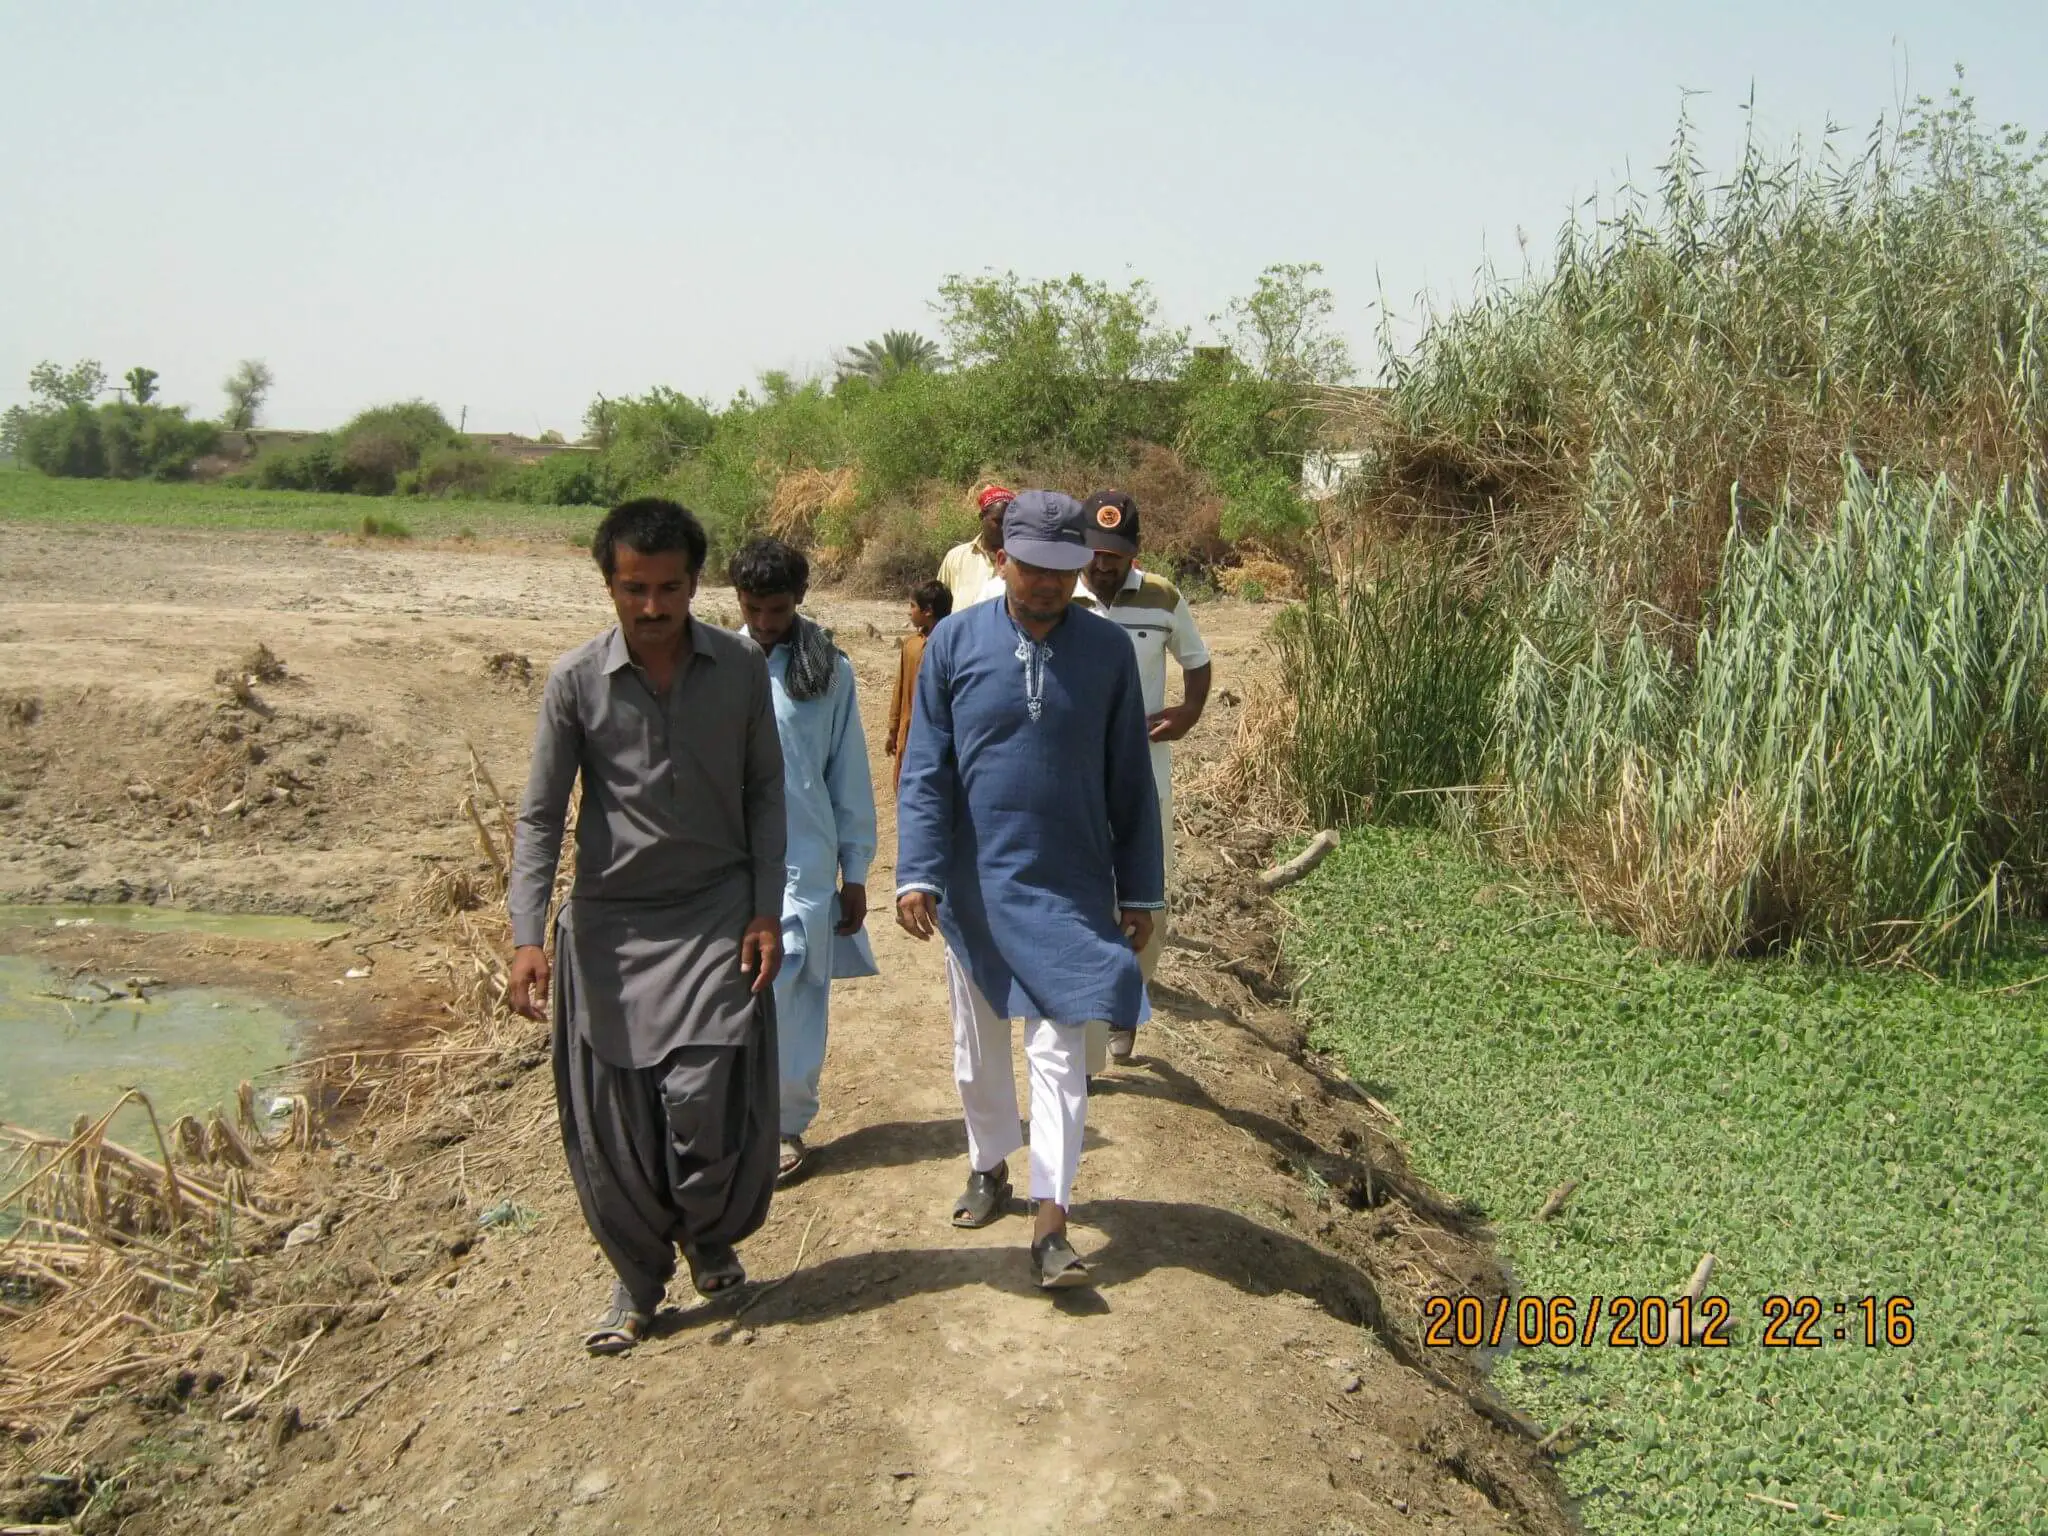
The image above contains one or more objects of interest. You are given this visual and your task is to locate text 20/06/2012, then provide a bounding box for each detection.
[1421,1294,1916,1350]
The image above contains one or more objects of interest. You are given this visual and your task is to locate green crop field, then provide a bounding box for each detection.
[0,465,599,543]
[1289,827,2048,1534]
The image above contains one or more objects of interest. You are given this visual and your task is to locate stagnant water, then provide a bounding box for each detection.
[0,905,344,1144]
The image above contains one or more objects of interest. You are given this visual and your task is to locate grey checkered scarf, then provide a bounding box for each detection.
[781,613,841,702]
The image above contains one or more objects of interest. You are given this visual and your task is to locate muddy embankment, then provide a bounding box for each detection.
[2,526,1572,1534]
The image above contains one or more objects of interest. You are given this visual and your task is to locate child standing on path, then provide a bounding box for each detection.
[885,580,952,792]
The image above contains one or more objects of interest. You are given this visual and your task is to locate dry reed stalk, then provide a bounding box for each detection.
[765,466,858,546]
[466,739,517,857]
[1226,552,1301,601]
[4,748,550,1444]
[1183,679,1304,829]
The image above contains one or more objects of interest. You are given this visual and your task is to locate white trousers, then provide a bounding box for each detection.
[1085,779,1175,1073]
[944,946,1092,1209]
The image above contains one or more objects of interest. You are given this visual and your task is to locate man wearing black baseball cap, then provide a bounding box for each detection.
[895,489,1164,1289]
[1076,490,1214,1071]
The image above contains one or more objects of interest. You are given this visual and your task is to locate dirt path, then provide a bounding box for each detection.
[0,525,1569,1534]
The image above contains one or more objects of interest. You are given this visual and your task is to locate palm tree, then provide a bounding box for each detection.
[837,330,944,382]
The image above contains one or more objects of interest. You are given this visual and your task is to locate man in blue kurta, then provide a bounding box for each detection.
[895,490,1164,1289]
[730,538,879,1186]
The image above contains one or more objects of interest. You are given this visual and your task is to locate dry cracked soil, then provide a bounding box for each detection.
[0,524,1573,1534]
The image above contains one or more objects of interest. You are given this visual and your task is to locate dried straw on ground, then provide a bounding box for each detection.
[1,747,558,1446]
[1183,678,1303,831]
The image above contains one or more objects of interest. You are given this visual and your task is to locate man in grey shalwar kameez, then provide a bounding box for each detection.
[508,497,788,1355]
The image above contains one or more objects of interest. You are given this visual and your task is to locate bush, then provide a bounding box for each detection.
[333,401,457,494]
[852,501,954,597]
[16,402,219,481]
[248,437,349,492]
[239,402,456,496]
[503,451,608,506]
[406,444,511,499]
[97,404,219,480]
[18,405,106,478]
[1217,467,1315,546]
[840,370,969,497]
[583,387,715,490]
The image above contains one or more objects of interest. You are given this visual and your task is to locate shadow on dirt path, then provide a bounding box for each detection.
[0,529,1574,1535]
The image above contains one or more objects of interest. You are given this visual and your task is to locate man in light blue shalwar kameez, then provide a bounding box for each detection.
[730,538,879,1185]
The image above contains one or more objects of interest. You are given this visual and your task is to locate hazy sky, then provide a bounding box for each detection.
[4,2,2044,434]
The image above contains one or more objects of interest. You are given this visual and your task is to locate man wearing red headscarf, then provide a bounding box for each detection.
[936,483,1014,610]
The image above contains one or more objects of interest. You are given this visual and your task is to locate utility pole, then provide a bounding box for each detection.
[459,405,467,434]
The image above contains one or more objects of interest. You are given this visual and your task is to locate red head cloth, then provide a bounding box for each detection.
[976,483,1016,512]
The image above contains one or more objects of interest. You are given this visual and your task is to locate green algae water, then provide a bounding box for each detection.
[0,904,346,943]
[0,905,342,1143]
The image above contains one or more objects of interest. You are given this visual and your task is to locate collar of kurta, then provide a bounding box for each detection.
[1077,564,1145,609]
[600,619,719,675]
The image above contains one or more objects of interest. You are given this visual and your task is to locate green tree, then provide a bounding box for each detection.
[123,367,159,405]
[582,385,716,493]
[27,359,107,408]
[936,272,1187,381]
[837,330,944,382]
[1216,262,1353,385]
[222,359,274,430]
[3,360,105,455]
[931,272,1189,460]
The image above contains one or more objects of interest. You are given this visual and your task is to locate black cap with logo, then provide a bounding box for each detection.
[1081,490,1140,555]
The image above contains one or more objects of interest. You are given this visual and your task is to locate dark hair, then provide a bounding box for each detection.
[726,536,809,597]
[911,579,952,619]
[591,498,707,580]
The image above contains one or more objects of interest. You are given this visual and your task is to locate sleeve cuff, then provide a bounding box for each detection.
[1119,899,1167,911]
[510,913,549,948]
[840,854,874,887]
[895,880,944,901]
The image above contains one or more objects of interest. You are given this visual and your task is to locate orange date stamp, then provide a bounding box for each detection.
[1421,1294,1916,1349]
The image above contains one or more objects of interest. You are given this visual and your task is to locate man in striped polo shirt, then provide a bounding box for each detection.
[1075,490,1213,1071]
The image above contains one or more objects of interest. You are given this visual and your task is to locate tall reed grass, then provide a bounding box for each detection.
[1498,465,2048,961]
[1274,83,2048,961]
[1346,81,2048,626]
[1275,550,1515,827]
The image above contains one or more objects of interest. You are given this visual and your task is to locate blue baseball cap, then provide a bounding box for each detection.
[1000,490,1092,571]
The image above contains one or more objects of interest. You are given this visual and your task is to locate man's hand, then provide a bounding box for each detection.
[896,890,938,941]
[740,918,782,993]
[1119,909,1155,953]
[1147,704,1202,743]
[836,882,869,935]
[508,944,551,1021]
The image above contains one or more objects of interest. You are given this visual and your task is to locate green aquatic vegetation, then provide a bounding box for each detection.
[1288,826,2048,1533]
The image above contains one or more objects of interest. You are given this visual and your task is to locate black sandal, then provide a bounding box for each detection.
[583,1282,653,1355]
[1031,1231,1092,1290]
[950,1164,1012,1228]
[684,1242,746,1296]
